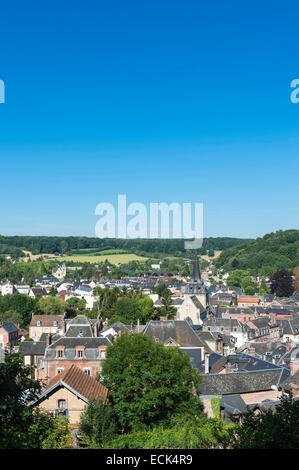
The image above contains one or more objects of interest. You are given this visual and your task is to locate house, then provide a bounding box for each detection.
[1,282,17,296]
[29,287,48,298]
[31,365,108,426]
[202,318,249,349]
[238,296,260,308]
[21,333,51,380]
[143,320,212,367]
[0,323,19,352]
[277,319,299,344]
[29,315,65,341]
[43,316,111,380]
[200,367,289,412]
[15,285,31,295]
[222,307,256,324]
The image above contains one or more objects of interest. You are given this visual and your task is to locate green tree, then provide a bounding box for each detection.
[80,401,118,447]
[38,296,65,315]
[101,334,202,433]
[0,354,72,448]
[160,288,176,319]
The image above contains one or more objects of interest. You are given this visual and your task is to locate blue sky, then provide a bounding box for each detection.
[0,0,299,238]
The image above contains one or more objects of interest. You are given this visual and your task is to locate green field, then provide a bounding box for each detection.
[49,253,148,265]
[69,248,130,256]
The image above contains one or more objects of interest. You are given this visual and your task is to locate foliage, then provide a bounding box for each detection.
[0,354,72,449]
[103,415,234,449]
[211,398,221,419]
[101,334,202,433]
[0,294,38,326]
[93,287,155,324]
[270,269,294,297]
[79,401,118,447]
[38,296,65,315]
[216,230,299,275]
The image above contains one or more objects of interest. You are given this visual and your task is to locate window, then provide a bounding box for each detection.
[57,368,64,375]
[56,349,64,358]
[77,350,84,358]
[99,350,106,360]
[84,368,91,376]
[53,321,58,327]
[58,399,66,410]
[37,321,41,327]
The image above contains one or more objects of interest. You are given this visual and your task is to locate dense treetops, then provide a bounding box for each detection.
[0,235,249,257]
[216,230,299,275]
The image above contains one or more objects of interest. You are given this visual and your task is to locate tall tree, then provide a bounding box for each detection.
[270,269,294,297]
[101,334,202,433]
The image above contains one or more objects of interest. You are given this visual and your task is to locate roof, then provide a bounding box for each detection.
[20,339,47,356]
[0,322,18,333]
[238,296,260,302]
[33,365,108,405]
[143,320,210,349]
[221,394,248,420]
[30,315,64,328]
[200,368,290,396]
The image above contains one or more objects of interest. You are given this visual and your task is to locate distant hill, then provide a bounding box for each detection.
[0,235,250,259]
[215,230,299,274]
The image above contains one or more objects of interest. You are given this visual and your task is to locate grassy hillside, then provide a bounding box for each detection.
[215,230,299,275]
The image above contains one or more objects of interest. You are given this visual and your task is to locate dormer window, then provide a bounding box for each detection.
[37,321,42,327]
[56,349,64,359]
[53,321,58,327]
[76,347,85,359]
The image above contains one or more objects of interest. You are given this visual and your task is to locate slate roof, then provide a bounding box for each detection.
[143,320,210,349]
[0,322,18,333]
[21,339,47,356]
[200,368,290,396]
[33,365,108,405]
[30,315,64,328]
[45,337,111,360]
[221,394,248,420]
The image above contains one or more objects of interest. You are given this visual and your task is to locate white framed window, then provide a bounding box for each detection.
[84,368,91,376]
[57,368,64,374]
[99,350,106,360]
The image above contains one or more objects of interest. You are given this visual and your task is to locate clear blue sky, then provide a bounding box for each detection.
[0,0,299,238]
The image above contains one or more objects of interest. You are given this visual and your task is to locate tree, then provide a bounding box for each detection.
[101,334,202,433]
[38,296,65,315]
[80,401,118,448]
[0,294,38,326]
[232,394,299,449]
[270,270,294,297]
[0,354,72,448]
[160,288,176,320]
[41,416,73,449]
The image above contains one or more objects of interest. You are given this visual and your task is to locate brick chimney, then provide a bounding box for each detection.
[46,333,52,347]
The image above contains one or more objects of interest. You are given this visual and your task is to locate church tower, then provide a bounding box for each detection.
[177,250,210,325]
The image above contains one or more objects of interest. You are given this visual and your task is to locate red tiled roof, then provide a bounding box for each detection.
[46,365,108,402]
[238,297,260,303]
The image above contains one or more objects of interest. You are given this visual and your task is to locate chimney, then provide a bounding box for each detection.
[286,339,293,352]
[204,353,210,374]
[46,333,52,347]
[225,361,233,374]
[247,346,256,356]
